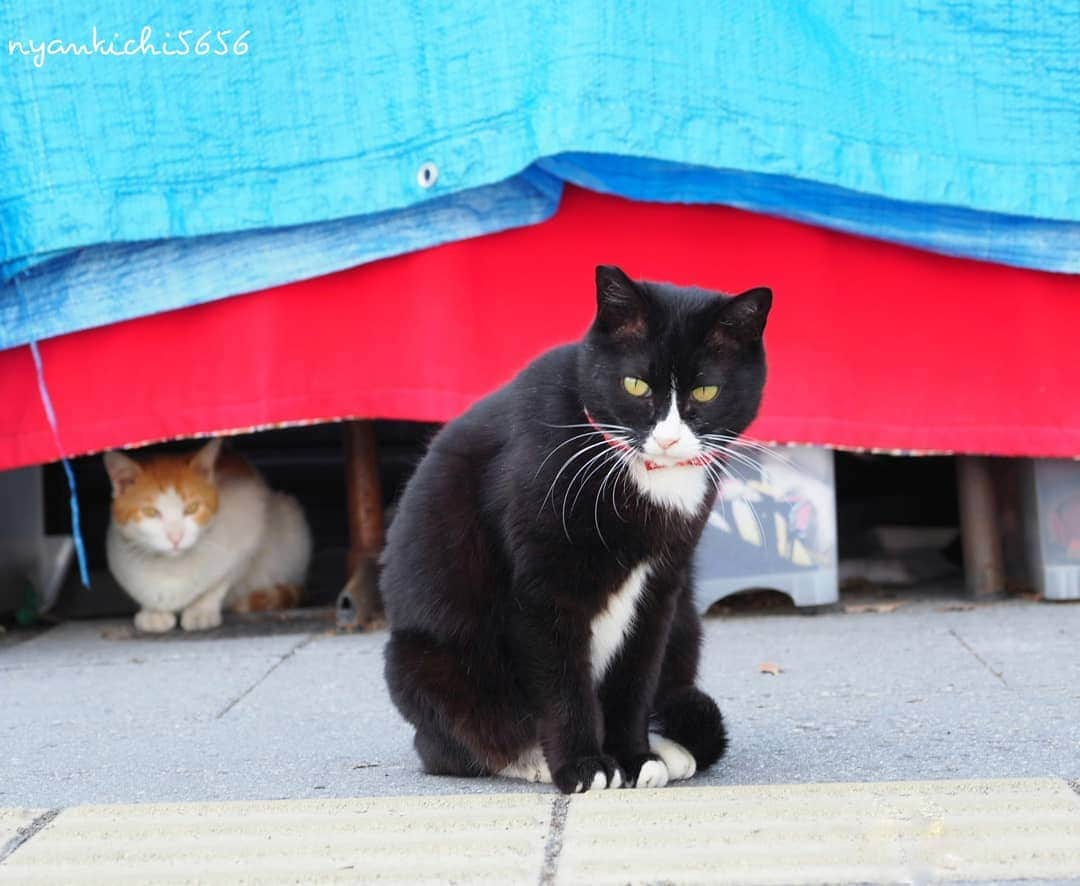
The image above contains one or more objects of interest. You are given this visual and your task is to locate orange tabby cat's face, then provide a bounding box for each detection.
[104,439,222,556]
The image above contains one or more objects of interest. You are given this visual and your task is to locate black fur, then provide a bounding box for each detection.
[381,265,771,793]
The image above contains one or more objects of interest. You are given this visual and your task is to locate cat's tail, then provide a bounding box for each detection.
[230,584,302,613]
[652,685,728,771]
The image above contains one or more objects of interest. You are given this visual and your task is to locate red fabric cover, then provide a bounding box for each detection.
[2,186,1078,470]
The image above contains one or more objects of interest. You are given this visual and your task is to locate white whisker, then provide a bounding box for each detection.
[538,438,614,518]
[563,448,625,542]
[563,446,620,531]
[714,459,767,548]
[609,448,635,522]
[594,448,630,549]
[543,421,632,432]
[534,430,607,479]
[574,448,624,545]
[567,441,626,519]
[702,441,769,475]
[704,461,735,528]
[702,433,797,469]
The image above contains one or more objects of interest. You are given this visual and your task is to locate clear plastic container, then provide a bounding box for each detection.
[695,445,838,610]
[1023,458,1080,601]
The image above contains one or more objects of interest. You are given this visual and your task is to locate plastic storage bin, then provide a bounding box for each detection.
[695,445,838,610]
[0,466,74,617]
[1023,458,1080,601]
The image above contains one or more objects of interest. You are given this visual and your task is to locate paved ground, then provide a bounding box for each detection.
[1,594,1078,882]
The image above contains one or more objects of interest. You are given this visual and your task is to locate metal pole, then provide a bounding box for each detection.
[956,455,1006,599]
[337,420,386,629]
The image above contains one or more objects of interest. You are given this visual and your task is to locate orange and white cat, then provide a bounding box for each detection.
[104,438,312,632]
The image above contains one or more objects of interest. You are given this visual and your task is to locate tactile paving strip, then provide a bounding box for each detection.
[3,779,1079,884]
[558,778,1080,884]
[0,793,551,884]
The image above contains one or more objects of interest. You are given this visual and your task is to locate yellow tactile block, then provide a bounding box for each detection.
[3,779,1078,884]
[559,778,1080,884]
[0,793,551,884]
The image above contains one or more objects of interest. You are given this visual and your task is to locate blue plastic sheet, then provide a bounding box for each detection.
[2,2,1077,349]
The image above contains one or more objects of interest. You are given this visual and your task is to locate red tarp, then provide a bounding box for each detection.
[2,186,1078,471]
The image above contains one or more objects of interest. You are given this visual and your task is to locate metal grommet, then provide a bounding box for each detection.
[417,162,439,189]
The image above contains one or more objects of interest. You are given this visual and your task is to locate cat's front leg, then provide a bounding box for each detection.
[513,588,625,794]
[599,575,680,788]
[541,671,625,794]
[179,580,231,632]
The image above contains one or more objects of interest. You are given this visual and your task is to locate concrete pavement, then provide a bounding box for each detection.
[1,594,1079,882]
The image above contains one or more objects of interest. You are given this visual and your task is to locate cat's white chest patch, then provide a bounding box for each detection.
[628,462,708,515]
[591,561,652,682]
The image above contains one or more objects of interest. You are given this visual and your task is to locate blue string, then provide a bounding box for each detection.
[16,273,91,588]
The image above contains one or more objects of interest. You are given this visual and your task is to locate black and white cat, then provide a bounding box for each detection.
[381,265,771,794]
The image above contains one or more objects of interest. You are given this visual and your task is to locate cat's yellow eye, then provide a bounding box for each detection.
[183,501,199,515]
[623,376,651,397]
[691,384,720,402]
[141,506,160,518]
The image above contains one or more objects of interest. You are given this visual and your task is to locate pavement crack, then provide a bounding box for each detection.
[948,628,1008,688]
[215,634,315,719]
[538,795,569,886]
[0,808,60,865]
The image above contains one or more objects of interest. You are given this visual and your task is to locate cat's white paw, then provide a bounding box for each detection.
[649,733,697,781]
[570,768,621,793]
[179,607,223,632]
[498,746,553,784]
[587,768,623,790]
[554,755,624,794]
[134,610,176,633]
[634,759,670,789]
[581,768,622,792]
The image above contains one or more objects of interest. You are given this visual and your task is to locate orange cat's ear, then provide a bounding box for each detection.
[190,437,223,477]
[104,451,141,497]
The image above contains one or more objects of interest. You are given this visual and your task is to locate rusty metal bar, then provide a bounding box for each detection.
[338,420,386,630]
[956,455,1006,599]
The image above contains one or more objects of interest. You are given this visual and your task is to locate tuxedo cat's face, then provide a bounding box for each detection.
[104,440,222,556]
[580,266,771,469]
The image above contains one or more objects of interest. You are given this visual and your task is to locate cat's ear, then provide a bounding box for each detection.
[103,451,141,497]
[709,286,772,346]
[595,265,648,341]
[189,438,223,477]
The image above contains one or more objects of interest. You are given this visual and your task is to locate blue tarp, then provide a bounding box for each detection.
[2,3,1077,349]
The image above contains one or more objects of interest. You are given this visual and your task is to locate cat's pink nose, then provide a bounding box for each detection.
[167,530,183,546]
[655,435,680,450]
